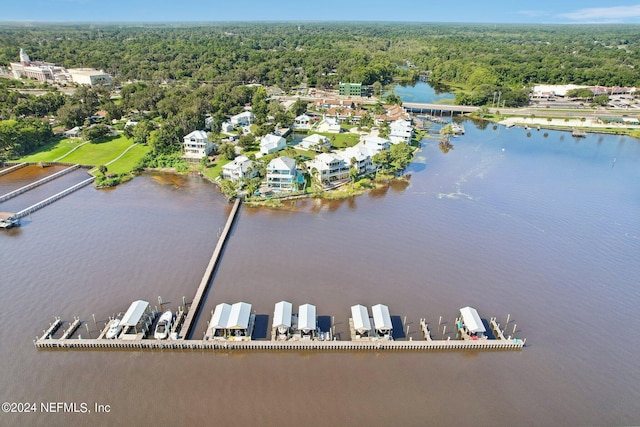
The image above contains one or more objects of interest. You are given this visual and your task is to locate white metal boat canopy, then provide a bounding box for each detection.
[120,300,149,327]
[272,301,292,328]
[298,303,316,332]
[351,304,371,333]
[372,304,392,332]
[460,306,486,333]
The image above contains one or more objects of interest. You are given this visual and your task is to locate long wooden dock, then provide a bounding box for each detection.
[0,165,80,203]
[34,337,524,351]
[14,176,95,219]
[179,197,242,339]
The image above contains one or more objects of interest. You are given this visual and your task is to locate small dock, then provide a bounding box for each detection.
[0,165,80,203]
[572,129,587,137]
[179,197,242,339]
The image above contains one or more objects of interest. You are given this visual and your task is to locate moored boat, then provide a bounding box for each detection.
[154,310,173,340]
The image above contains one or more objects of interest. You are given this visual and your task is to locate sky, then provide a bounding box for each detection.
[3,0,640,24]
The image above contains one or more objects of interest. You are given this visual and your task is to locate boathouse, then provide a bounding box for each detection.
[372,304,393,339]
[298,304,317,339]
[227,302,252,339]
[351,304,372,339]
[208,303,232,339]
[272,301,293,340]
[120,300,151,337]
[460,306,486,339]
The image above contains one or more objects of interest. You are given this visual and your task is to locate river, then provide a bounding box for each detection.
[1,121,640,425]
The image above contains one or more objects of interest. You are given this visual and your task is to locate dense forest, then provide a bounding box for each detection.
[1,23,640,160]
[1,23,639,90]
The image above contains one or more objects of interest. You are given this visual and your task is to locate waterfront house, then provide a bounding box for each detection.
[338,146,373,176]
[293,113,313,130]
[363,136,391,154]
[389,119,413,144]
[221,155,258,182]
[315,117,342,133]
[298,134,331,152]
[260,133,286,155]
[182,130,216,159]
[351,304,372,339]
[230,111,255,127]
[266,156,304,192]
[372,304,393,340]
[307,152,350,186]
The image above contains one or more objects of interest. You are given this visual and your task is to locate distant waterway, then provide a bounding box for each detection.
[390,81,455,104]
[1,124,639,426]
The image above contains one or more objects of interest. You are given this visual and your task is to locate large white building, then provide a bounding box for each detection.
[67,68,112,86]
[10,49,111,86]
[389,119,413,144]
[265,156,304,192]
[307,152,350,186]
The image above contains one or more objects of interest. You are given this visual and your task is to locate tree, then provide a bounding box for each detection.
[57,102,89,129]
[132,120,155,145]
[82,124,110,142]
[385,93,402,106]
[220,143,236,161]
[291,98,308,117]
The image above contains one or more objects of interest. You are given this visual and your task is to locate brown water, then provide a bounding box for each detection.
[1,124,639,426]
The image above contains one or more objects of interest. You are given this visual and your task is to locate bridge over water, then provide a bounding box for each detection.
[402,102,479,115]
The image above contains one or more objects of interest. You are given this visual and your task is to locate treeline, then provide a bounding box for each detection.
[2,23,638,94]
[0,118,52,159]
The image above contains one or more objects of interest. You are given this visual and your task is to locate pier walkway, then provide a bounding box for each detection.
[14,176,95,219]
[34,337,523,351]
[0,165,80,203]
[179,197,242,339]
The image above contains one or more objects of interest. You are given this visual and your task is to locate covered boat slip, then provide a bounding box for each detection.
[350,304,372,338]
[205,302,254,341]
[459,306,486,338]
[298,303,317,339]
[120,300,153,338]
[372,304,393,339]
[271,301,293,340]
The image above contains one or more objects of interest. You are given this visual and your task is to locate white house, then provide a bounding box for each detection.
[338,145,374,175]
[260,134,286,155]
[220,121,235,133]
[389,119,413,144]
[363,136,390,154]
[307,152,349,186]
[221,155,258,182]
[266,156,304,192]
[230,111,254,126]
[183,130,215,159]
[298,134,331,152]
[315,117,341,133]
[293,113,313,130]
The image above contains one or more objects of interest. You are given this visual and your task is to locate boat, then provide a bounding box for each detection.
[105,318,122,339]
[154,310,173,340]
[0,213,20,229]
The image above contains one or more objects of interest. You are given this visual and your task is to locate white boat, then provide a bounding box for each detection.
[154,310,173,340]
[105,319,122,339]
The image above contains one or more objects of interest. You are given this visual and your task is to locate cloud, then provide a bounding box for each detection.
[560,5,640,22]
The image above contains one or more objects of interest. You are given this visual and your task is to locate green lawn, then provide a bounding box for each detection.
[20,138,85,163]
[105,144,151,174]
[315,132,360,149]
[60,135,135,166]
